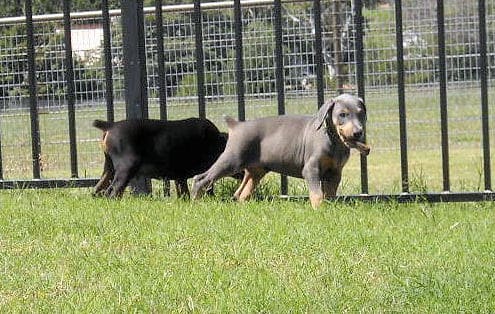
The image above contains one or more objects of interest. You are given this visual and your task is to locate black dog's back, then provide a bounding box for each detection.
[140,118,227,179]
[102,118,226,179]
[93,117,230,197]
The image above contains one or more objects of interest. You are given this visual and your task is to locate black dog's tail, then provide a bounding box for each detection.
[93,119,113,131]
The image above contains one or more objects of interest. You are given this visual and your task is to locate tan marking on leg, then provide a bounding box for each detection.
[238,168,266,201]
[101,131,109,153]
[238,177,256,201]
[233,170,249,200]
[309,190,324,208]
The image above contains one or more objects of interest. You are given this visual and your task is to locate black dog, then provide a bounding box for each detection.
[92,118,231,198]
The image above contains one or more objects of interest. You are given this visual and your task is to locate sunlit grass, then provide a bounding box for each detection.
[0,189,494,312]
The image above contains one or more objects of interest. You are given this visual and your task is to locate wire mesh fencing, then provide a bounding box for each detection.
[0,0,493,195]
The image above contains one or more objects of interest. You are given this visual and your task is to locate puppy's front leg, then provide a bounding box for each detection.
[321,168,342,198]
[302,160,324,208]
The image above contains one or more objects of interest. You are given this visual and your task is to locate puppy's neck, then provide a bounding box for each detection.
[324,119,349,151]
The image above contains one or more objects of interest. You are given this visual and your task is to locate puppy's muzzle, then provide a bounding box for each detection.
[353,141,371,156]
[341,129,370,156]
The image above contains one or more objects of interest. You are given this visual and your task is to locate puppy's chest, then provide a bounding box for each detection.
[318,150,349,172]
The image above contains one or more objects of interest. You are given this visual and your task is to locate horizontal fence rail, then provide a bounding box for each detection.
[0,0,308,24]
[0,0,493,203]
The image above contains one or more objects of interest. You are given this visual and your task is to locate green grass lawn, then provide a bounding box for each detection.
[1,188,494,312]
[1,3,494,311]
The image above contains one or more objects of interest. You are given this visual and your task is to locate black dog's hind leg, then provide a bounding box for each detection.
[105,155,141,198]
[93,153,114,196]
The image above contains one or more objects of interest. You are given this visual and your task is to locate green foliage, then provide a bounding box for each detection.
[2,0,493,104]
[363,0,391,8]
[363,1,495,87]
[0,1,363,100]
[175,73,196,98]
[0,22,104,103]
[243,20,276,94]
[0,0,122,17]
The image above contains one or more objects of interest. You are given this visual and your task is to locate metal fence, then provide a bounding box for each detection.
[0,0,493,202]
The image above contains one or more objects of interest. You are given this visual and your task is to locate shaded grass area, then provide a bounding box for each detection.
[1,189,494,312]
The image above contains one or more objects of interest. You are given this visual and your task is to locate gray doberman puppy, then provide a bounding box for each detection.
[191,93,370,208]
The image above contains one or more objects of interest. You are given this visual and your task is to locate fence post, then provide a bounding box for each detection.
[25,0,41,180]
[478,0,491,192]
[63,0,79,179]
[102,0,114,123]
[234,0,246,122]
[331,0,344,94]
[121,0,151,194]
[0,130,3,179]
[274,0,288,195]
[394,0,409,193]
[155,0,171,197]
[436,0,450,192]
[354,0,368,194]
[194,0,206,119]
[313,0,325,108]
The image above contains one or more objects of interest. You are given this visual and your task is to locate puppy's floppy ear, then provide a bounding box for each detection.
[314,99,335,130]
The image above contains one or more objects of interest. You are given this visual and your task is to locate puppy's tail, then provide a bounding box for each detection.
[92,119,113,131]
[224,116,239,130]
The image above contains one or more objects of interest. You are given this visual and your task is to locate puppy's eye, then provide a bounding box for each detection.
[339,112,349,119]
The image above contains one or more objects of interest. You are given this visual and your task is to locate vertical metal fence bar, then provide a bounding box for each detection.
[0,92,2,178]
[331,0,343,94]
[122,0,149,120]
[478,0,492,191]
[274,0,288,195]
[0,134,3,179]
[121,0,150,194]
[274,0,285,116]
[436,0,450,192]
[155,0,170,197]
[25,0,41,179]
[354,0,368,194]
[63,0,79,178]
[313,0,324,108]
[194,0,206,119]
[234,0,246,121]
[155,0,167,122]
[394,0,409,193]
[102,0,114,123]
[137,0,149,120]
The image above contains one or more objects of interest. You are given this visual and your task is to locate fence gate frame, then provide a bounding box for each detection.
[0,0,493,203]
